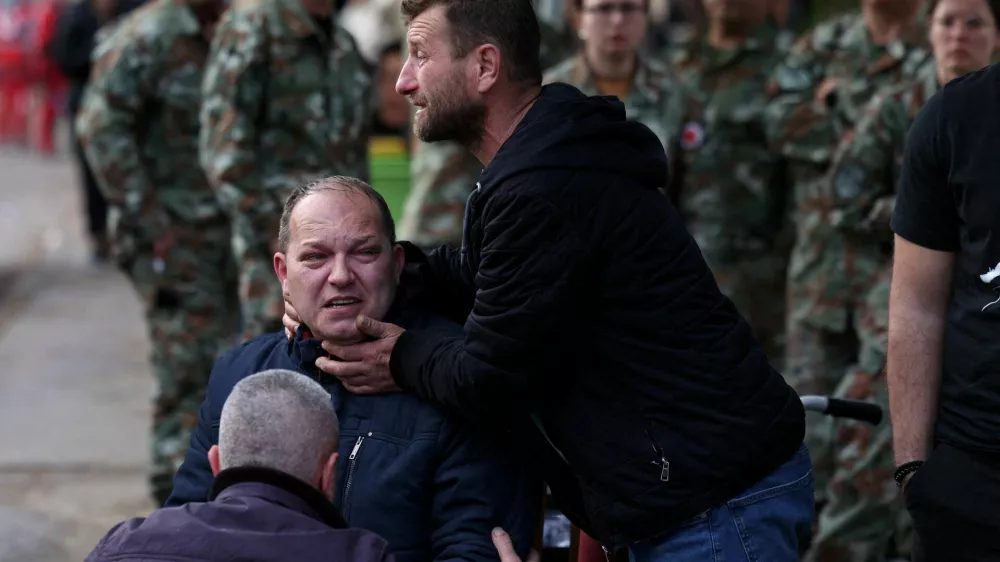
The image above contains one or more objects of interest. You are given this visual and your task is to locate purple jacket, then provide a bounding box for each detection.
[85,466,394,562]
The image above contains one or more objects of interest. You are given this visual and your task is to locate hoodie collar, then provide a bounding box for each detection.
[477,82,666,193]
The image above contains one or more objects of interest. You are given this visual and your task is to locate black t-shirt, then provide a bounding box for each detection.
[891,63,1000,452]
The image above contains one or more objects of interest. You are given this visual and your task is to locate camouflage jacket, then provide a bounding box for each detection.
[668,23,791,263]
[76,0,222,250]
[199,0,373,218]
[543,53,698,191]
[766,10,931,171]
[398,141,479,250]
[765,10,931,330]
[828,57,939,238]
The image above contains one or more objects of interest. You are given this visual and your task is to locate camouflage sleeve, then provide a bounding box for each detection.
[75,32,167,238]
[399,140,480,251]
[765,32,838,159]
[828,93,907,232]
[198,8,267,216]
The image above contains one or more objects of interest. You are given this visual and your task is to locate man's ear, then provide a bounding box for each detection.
[274,252,289,292]
[474,43,502,94]
[319,451,339,499]
[208,445,221,477]
[392,243,405,282]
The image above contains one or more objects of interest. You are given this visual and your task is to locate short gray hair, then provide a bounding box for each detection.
[218,370,339,484]
[277,176,396,252]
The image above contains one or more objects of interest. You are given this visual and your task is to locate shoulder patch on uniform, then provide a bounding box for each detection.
[679,121,705,150]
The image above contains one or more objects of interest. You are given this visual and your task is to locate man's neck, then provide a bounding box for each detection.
[300,0,333,17]
[706,17,766,49]
[471,87,541,166]
[863,2,918,45]
[585,51,635,81]
[937,65,964,86]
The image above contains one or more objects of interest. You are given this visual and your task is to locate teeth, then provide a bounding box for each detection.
[328,299,359,306]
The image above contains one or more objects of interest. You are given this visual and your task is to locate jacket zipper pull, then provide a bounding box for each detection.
[349,435,364,460]
[660,457,670,482]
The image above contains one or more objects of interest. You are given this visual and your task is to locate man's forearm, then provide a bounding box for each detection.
[886,309,944,464]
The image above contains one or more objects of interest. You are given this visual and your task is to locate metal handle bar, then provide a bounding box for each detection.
[800,395,883,426]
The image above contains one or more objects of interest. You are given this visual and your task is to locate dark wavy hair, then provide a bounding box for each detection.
[928,0,1000,27]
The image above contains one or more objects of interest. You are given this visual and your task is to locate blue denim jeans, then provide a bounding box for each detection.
[629,443,814,562]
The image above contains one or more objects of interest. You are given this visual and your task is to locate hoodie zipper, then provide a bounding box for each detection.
[342,432,370,512]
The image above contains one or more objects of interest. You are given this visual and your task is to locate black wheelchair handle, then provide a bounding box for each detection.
[800,395,884,426]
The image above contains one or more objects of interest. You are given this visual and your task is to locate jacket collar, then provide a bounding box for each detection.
[288,324,328,377]
[209,466,348,529]
[565,53,664,99]
[840,10,930,75]
[170,0,203,36]
[673,19,782,66]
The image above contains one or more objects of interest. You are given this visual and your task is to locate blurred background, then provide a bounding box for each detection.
[0,0,876,559]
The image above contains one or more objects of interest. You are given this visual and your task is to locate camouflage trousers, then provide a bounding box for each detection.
[710,252,788,370]
[230,192,291,341]
[123,218,239,505]
[785,265,912,562]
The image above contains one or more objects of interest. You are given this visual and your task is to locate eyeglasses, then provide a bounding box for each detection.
[581,2,646,17]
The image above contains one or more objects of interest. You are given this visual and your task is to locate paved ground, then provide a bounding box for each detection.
[0,147,155,561]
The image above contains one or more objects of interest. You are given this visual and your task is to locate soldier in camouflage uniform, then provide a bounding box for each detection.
[765,1,931,559]
[75,0,236,505]
[544,0,697,166]
[808,56,937,562]
[667,3,792,366]
[199,0,373,339]
[398,11,574,251]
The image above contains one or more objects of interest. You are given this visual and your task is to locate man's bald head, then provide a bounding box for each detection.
[277,176,396,253]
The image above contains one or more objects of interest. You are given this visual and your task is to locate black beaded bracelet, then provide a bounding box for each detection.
[893,461,925,488]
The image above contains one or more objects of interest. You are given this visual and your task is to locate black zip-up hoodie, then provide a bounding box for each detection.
[391,82,805,548]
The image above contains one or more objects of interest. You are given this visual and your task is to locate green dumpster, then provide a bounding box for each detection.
[369,135,411,220]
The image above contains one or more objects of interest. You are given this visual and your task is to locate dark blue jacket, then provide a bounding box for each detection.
[87,466,394,562]
[165,304,539,562]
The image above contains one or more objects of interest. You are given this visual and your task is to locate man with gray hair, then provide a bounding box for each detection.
[85,369,393,562]
[212,369,339,487]
[166,176,538,562]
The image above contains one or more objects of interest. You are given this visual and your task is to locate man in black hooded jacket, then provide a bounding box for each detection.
[283,0,811,559]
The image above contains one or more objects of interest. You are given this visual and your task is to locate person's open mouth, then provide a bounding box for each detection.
[324,297,362,309]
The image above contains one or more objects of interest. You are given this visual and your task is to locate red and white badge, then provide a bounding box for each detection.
[680,122,705,151]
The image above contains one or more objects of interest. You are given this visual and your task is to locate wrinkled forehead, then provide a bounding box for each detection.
[405,4,450,46]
